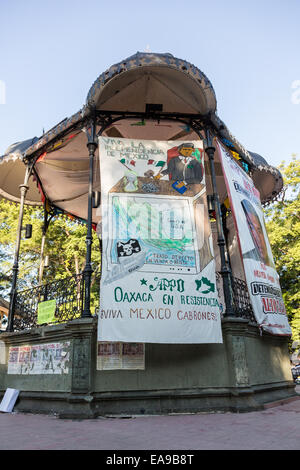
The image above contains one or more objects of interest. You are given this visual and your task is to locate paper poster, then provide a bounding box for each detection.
[121,342,145,369]
[96,342,145,370]
[0,341,6,364]
[218,142,291,336]
[7,342,70,374]
[37,299,56,325]
[98,137,223,344]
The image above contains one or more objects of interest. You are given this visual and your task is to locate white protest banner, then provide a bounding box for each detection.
[98,137,223,344]
[218,142,292,336]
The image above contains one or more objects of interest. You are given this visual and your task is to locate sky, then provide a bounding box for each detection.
[0,0,300,169]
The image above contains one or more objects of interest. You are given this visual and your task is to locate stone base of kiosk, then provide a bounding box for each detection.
[0,317,296,419]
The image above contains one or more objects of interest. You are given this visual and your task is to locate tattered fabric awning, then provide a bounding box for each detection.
[0,52,283,223]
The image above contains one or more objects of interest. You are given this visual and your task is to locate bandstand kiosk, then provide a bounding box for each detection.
[0,52,296,418]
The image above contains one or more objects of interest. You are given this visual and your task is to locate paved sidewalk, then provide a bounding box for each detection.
[0,387,299,451]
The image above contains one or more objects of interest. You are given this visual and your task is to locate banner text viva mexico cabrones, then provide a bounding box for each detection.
[100,275,220,322]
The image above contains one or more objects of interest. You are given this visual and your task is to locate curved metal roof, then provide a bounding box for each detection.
[0,137,42,205]
[0,52,283,218]
[86,51,217,115]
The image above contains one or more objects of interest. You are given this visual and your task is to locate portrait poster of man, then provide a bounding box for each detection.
[160,143,204,184]
[240,199,275,268]
[218,142,291,336]
[97,137,223,344]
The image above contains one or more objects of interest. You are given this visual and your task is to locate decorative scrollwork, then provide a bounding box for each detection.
[231,277,256,322]
[13,273,256,331]
[14,273,88,331]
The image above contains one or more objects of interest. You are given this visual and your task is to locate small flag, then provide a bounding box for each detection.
[193,148,202,162]
[155,161,165,167]
[37,152,47,163]
[148,159,155,165]
[223,197,230,209]
[222,138,235,149]
[172,180,187,194]
[179,124,191,132]
[130,160,136,166]
[130,121,145,126]
[53,140,63,150]
[231,151,240,160]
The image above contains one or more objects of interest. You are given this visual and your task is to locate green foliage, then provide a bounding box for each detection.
[264,156,300,342]
[0,199,101,311]
[0,199,42,292]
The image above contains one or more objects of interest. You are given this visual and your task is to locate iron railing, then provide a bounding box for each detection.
[231,276,256,322]
[13,273,85,331]
[11,274,255,331]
